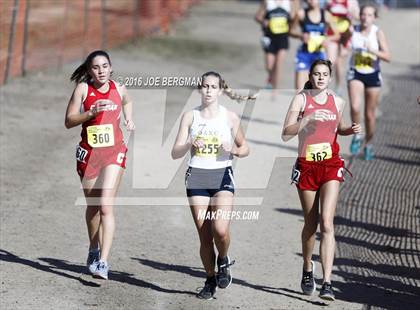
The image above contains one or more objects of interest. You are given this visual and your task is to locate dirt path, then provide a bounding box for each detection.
[1,2,419,309]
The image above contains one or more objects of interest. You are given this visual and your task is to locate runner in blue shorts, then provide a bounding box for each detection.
[171,71,255,300]
[347,4,390,160]
[290,0,338,91]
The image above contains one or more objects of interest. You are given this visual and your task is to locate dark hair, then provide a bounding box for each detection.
[361,4,379,18]
[199,71,224,89]
[70,50,112,84]
[198,71,258,102]
[303,59,333,89]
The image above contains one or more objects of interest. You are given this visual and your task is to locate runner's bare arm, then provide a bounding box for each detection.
[118,84,135,131]
[289,9,305,39]
[349,0,360,21]
[65,83,92,129]
[335,96,362,135]
[171,111,193,159]
[338,119,362,136]
[282,93,305,141]
[229,112,249,158]
[290,0,301,21]
[368,29,391,62]
[255,0,267,26]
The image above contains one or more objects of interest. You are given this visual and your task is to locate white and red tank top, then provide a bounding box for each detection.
[297,92,340,162]
[80,80,124,148]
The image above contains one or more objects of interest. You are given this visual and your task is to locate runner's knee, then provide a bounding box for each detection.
[213,226,229,243]
[320,218,334,234]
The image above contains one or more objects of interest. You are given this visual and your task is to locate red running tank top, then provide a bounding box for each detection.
[326,0,351,36]
[80,80,123,148]
[327,0,349,18]
[297,92,340,162]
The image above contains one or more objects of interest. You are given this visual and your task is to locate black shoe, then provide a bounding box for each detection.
[319,282,335,301]
[197,276,217,300]
[86,249,100,274]
[216,256,235,289]
[300,260,316,295]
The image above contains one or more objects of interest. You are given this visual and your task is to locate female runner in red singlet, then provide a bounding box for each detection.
[65,50,135,280]
[325,0,360,91]
[282,59,361,301]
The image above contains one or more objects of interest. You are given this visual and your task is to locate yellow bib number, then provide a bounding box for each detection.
[305,142,332,162]
[195,135,220,157]
[354,51,376,71]
[333,16,350,33]
[268,17,289,34]
[307,34,326,53]
[87,124,115,148]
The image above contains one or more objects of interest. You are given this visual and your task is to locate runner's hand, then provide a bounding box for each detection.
[351,123,362,134]
[125,119,135,131]
[192,138,205,150]
[88,106,98,118]
[311,109,331,122]
[301,110,331,133]
[301,116,316,133]
[88,99,113,118]
[95,99,113,112]
[220,142,233,153]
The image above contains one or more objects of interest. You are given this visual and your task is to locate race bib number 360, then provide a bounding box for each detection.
[195,135,220,157]
[87,124,115,148]
[305,142,332,162]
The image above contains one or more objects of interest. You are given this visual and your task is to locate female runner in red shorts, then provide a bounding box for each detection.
[65,50,135,280]
[282,59,361,301]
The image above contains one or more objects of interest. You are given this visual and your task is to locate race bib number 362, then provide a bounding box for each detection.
[305,142,332,162]
[87,124,115,148]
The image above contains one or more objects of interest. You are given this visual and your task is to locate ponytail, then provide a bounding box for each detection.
[70,63,89,84]
[221,79,258,102]
[70,50,112,84]
[199,71,258,103]
[303,80,313,90]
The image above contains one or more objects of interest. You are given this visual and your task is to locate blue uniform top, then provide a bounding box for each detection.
[300,9,326,53]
